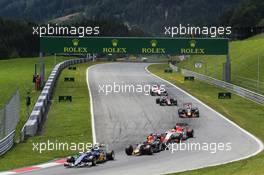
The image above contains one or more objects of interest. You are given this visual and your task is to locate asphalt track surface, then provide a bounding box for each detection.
[24,63,262,175]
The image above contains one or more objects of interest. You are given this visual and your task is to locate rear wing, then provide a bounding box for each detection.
[183,103,192,109]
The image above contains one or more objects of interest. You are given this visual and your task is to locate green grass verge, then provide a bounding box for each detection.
[0,62,96,171]
[176,35,264,93]
[148,64,264,175]
[0,56,72,140]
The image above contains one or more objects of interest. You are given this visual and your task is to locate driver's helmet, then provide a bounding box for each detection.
[147,135,155,143]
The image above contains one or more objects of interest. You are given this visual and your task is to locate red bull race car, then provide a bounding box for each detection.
[178,103,199,118]
[125,133,163,156]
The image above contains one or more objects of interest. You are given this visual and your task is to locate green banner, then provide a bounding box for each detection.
[40,37,228,55]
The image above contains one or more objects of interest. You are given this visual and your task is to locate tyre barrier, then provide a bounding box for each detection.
[21,57,92,141]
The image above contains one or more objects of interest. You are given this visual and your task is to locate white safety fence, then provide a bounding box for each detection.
[21,57,93,141]
[170,63,264,105]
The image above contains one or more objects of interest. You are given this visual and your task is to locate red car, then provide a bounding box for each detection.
[163,123,194,144]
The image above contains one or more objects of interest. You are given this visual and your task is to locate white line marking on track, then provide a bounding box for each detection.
[36,163,60,168]
[145,64,264,173]
[86,65,97,144]
[0,172,16,175]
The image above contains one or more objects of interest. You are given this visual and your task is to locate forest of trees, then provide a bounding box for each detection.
[0,18,39,58]
[0,16,147,59]
[0,0,243,34]
[222,0,264,27]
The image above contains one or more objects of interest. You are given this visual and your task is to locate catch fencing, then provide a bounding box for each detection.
[0,90,20,156]
[170,63,264,105]
[21,57,93,141]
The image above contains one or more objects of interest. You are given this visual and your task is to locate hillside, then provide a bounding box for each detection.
[0,0,243,34]
[177,33,264,94]
[0,16,147,59]
[227,0,264,27]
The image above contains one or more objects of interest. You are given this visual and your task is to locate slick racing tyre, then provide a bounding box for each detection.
[91,157,97,166]
[125,145,133,155]
[170,99,177,106]
[187,130,194,138]
[66,156,75,163]
[147,147,153,155]
[106,151,115,160]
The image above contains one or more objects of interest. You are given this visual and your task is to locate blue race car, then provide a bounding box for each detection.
[64,146,114,168]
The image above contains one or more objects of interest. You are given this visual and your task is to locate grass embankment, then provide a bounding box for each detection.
[148,64,264,175]
[176,33,264,93]
[0,62,96,171]
[0,56,71,140]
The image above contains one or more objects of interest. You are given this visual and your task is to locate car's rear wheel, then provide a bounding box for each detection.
[173,99,177,106]
[187,130,194,138]
[158,143,162,152]
[106,151,115,160]
[66,156,75,163]
[147,147,153,155]
[160,101,166,106]
[150,91,155,96]
[91,157,97,166]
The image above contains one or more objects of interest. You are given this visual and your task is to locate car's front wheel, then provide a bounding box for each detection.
[125,145,133,155]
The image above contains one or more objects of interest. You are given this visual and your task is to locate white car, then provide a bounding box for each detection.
[150,85,167,96]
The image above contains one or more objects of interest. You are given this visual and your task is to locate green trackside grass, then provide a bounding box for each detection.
[148,64,264,175]
[0,56,72,140]
[176,34,264,93]
[0,62,97,171]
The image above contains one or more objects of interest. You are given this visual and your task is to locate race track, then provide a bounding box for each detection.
[23,62,262,175]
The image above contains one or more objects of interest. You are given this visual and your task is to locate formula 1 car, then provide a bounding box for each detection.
[150,84,168,96]
[156,96,177,106]
[64,146,115,168]
[125,134,163,156]
[178,103,199,118]
[162,123,194,145]
[125,143,153,156]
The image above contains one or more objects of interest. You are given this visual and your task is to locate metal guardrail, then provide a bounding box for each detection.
[0,89,20,157]
[170,63,264,105]
[0,130,15,156]
[21,57,93,140]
